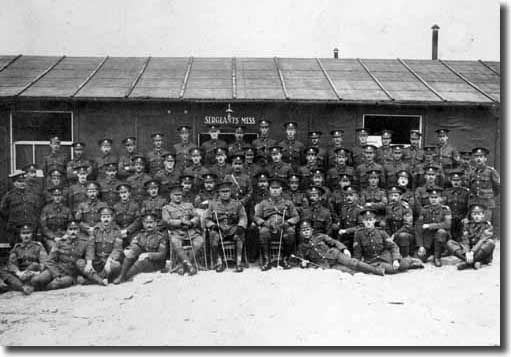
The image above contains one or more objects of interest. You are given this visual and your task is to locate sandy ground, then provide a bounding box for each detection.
[0,242,500,346]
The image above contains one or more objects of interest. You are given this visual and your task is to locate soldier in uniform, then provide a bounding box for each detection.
[329,173,353,236]
[295,220,385,276]
[140,179,167,230]
[94,138,117,181]
[113,183,141,247]
[114,213,168,284]
[224,154,252,207]
[300,186,332,236]
[201,125,227,166]
[353,208,423,274]
[182,147,210,194]
[310,169,332,208]
[447,204,496,270]
[40,186,73,251]
[43,167,69,206]
[180,175,197,204]
[205,182,248,272]
[384,144,411,186]
[308,131,327,168]
[118,137,137,179]
[1,171,41,246]
[359,169,387,222]
[326,129,346,168]
[242,146,264,184]
[356,144,385,190]
[126,155,152,202]
[82,207,123,285]
[336,186,363,251]
[384,186,414,257]
[246,171,271,262]
[228,126,247,156]
[68,165,90,214]
[403,130,424,169]
[75,181,108,236]
[468,147,500,225]
[279,121,305,169]
[266,145,293,180]
[174,126,197,169]
[98,162,122,207]
[458,151,474,187]
[416,187,452,267]
[251,119,277,165]
[146,132,169,176]
[209,147,232,179]
[32,221,90,290]
[326,147,356,191]
[376,129,394,166]
[23,163,44,201]
[284,173,309,217]
[1,223,48,294]
[396,170,418,218]
[298,147,321,188]
[194,173,218,210]
[253,178,300,270]
[154,152,182,198]
[352,128,370,168]
[43,135,69,176]
[414,165,442,212]
[435,128,460,173]
[66,142,93,183]
[163,185,203,275]
[443,170,470,241]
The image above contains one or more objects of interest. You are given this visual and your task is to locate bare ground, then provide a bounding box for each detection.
[0,242,500,346]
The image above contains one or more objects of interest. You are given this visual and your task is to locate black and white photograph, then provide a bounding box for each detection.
[0,0,502,347]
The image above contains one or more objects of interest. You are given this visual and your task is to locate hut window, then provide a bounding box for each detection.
[197,132,258,147]
[10,111,73,172]
[362,114,422,146]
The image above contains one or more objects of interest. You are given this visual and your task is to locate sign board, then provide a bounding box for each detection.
[203,115,256,126]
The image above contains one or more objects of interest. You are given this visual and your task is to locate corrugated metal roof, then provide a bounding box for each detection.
[0,55,500,104]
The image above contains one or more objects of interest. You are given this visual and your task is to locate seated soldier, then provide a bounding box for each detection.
[336,186,364,251]
[32,221,90,290]
[180,175,197,204]
[295,220,384,276]
[126,155,152,202]
[194,173,218,210]
[447,204,496,270]
[253,177,299,270]
[114,214,168,284]
[98,162,122,207]
[353,208,424,274]
[154,152,182,198]
[82,207,123,285]
[162,185,203,276]
[205,182,248,273]
[113,183,141,248]
[40,186,73,251]
[384,186,414,257]
[43,167,69,206]
[416,186,452,267]
[75,181,108,236]
[140,179,167,230]
[284,172,309,217]
[0,223,48,295]
[301,186,332,236]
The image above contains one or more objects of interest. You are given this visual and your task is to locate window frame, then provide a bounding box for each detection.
[362,113,423,147]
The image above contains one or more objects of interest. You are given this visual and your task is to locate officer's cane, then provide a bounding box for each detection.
[289,254,325,270]
[276,208,287,269]
[214,211,229,268]
[186,228,199,271]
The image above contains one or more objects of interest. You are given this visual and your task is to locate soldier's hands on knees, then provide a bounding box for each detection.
[466,251,474,264]
[392,260,400,271]
[418,246,426,257]
[342,249,351,258]
[121,229,128,238]
[138,253,150,261]
[85,261,94,273]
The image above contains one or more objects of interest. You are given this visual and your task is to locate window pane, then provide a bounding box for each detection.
[15,145,33,170]
[12,111,72,142]
[364,115,421,145]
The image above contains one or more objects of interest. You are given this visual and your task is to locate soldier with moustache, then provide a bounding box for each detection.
[75,181,108,236]
[279,121,305,170]
[327,129,352,168]
[223,154,252,208]
[208,147,232,180]
[326,147,356,191]
[126,155,152,202]
[68,165,90,214]
[284,173,309,217]
[94,138,117,181]
[355,144,385,190]
[174,126,197,169]
[300,186,332,236]
[265,145,293,180]
[98,162,122,207]
[308,131,327,168]
[154,152,182,198]
[384,186,414,257]
[201,125,227,167]
[413,146,445,188]
[118,137,138,180]
[113,183,141,247]
[336,186,363,251]
[43,167,69,206]
[228,126,247,156]
[40,186,73,251]
[298,147,321,188]
[403,130,424,169]
[383,144,411,187]
[146,132,169,177]
[66,142,93,183]
[251,119,277,166]
[182,148,210,194]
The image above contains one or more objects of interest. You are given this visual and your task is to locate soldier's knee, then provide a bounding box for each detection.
[75,259,86,271]
[435,229,448,242]
[446,239,460,253]
[193,235,205,249]
[170,236,182,248]
[396,232,411,246]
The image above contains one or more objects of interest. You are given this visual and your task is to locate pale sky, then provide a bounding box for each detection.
[1,0,500,60]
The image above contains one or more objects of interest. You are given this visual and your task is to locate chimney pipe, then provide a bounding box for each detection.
[333,48,339,59]
[431,24,440,60]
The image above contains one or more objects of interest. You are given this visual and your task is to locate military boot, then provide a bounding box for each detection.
[261,244,271,271]
[184,260,197,276]
[433,241,443,267]
[280,255,291,270]
[457,262,472,270]
[89,272,108,286]
[113,258,133,285]
[355,261,385,276]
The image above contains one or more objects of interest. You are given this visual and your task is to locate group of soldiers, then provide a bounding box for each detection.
[0,120,500,295]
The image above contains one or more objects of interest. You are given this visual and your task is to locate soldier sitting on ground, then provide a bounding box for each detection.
[114,213,168,284]
[384,186,415,258]
[447,204,496,270]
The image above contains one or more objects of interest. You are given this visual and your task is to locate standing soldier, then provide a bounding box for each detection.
[279,121,305,169]
[242,146,264,184]
[163,185,203,275]
[327,130,352,167]
[40,187,73,251]
[435,128,460,173]
[82,207,123,285]
[336,186,363,251]
[113,183,141,247]
[416,187,452,267]
[384,144,411,186]
[194,173,218,210]
[376,129,393,166]
[201,125,227,166]
[403,130,424,168]
[174,126,197,169]
[396,170,418,218]
[224,154,252,207]
[266,145,293,180]
[298,147,321,188]
[205,182,248,272]
[68,165,90,215]
[140,180,167,230]
[284,173,309,217]
[75,181,108,236]
[326,147,356,190]
[43,167,69,206]
[43,135,69,176]
[126,155,152,202]
[413,146,445,189]
[253,178,300,270]
[443,170,470,241]
[183,148,210,194]
[468,147,500,226]
[180,175,197,204]
[98,162,122,207]
[415,166,442,212]
[301,186,332,235]
[154,152,182,198]
[352,128,370,168]
[94,138,117,181]
[246,171,271,262]
[310,169,332,207]
[308,131,327,168]
[208,147,232,179]
[356,144,385,190]
[23,163,44,205]
[66,142,93,183]
[1,171,41,246]
[146,132,169,176]
[118,137,137,180]
[458,151,474,186]
[228,126,246,156]
[359,170,387,224]
[114,213,168,284]
[252,119,277,166]
[329,173,353,236]
[384,186,414,257]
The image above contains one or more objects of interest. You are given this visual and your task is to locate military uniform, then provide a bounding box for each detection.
[68,181,88,214]
[384,188,414,257]
[279,138,304,169]
[201,138,227,166]
[84,221,123,280]
[444,184,470,242]
[40,201,73,249]
[436,143,459,172]
[141,195,168,228]
[284,189,309,217]
[251,129,277,165]
[94,150,117,181]
[146,149,168,176]
[43,150,68,177]
[359,186,387,217]
[75,198,108,233]
[224,172,252,206]
[66,156,93,183]
[209,163,232,181]
[403,146,425,168]
[154,167,182,197]
[384,160,411,187]
[413,161,445,188]
[174,126,196,169]
[113,199,141,246]
[265,160,293,180]
[98,176,122,207]
[326,163,355,191]
[118,152,137,179]
[376,145,393,166]
[183,164,210,193]
[298,162,321,189]
[126,171,152,202]
[301,201,332,236]
[356,162,385,189]
[336,202,363,251]
[468,162,500,213]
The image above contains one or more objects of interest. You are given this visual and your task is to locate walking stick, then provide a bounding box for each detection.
[290,254,326,270]
[214,211,229,268]
[276,208,287,269]
[186,229,199,271]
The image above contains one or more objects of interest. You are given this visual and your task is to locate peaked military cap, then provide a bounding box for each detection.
[435,128,450,135]
[380,129,393,137]
[215,147,228,156]
[86,181,100,189]
[177,126,192,133]
[330,129,344,137]
[48,167,64,176]
[308,131,322,138]
[18,222,34,232]
[169,184,183,193]
[426,186,444,195]
[391,144,405,151]
[423,146,437,154]
[359,207,377,218]
[67,221,80,229]
[269,177,285,187]
[234,126,245,133]
[180,175,194,183]
[151,132,164,139]
[472,147,489,156]
[189,147,201,155]
[258,120,271,126]
[208,125,220,132]
[98,138,113,146]
[122,137,136,145]
[269,145,283,153]
[104,162,118,170]
[48,186,64,195]
[305,147,319,155]
[448,169,464,180]
[387,186,404,194]
[424,165,439,175]
[49,135,61,143]
[116,183,132,191]
[142,213,158,221]
[255,171,270,180]
[363,144,377,151]
[334,147,351,156]
[339,173,353,181]
[72,141,86,149]
[469,203,487,212]
[307,185,325,195]
[98,206,114,215]
[283,121,298,129]
[343,185,358,194]
[312,168,325,177]
[23,163,38,172]
[367,169,382,177]
[355,128,369,134]
[202,173,218,181]
[144,179,161,188]
[132,154,146,163]
[230,154,245,163]
[288,172,301,181]
[162,151,176,160]
[396,170,411,178]
[217,181,233,191]
[299,220,312,230]
[410,129,422,137]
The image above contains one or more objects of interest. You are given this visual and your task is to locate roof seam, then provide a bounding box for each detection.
[478,59,500,76]
[71,56,109,97]
[397,58,446,102]
[0,54,22,73]
[316,58,342,100]
[273,57,290,100]
[439,59,498,103]
[179,57,193,99]
[357,58,394,101]
[126,56,151,98]
[17,55,66,96]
